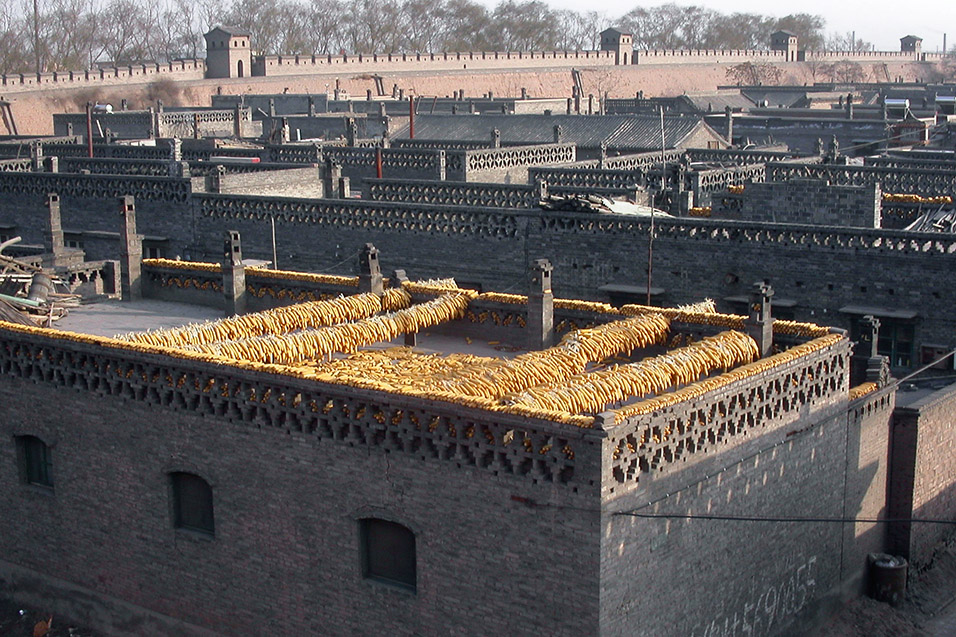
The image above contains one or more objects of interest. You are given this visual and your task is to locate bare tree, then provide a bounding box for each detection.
[725,61,782,86]
[825,60,867,82]
[825,31,874,52]
[436,0,492,52]
[306,0,345,54]
[492,1,560,51]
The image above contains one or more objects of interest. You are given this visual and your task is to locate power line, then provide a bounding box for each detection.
[614,512,956,525]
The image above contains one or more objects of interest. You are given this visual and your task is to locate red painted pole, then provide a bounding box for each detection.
[375,147,383,178]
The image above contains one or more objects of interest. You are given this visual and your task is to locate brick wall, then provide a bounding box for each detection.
[889,380,956,568]
[600,383,892,636]
[0,325,603,635]
[714,179,881,228]
[0,177,952,368]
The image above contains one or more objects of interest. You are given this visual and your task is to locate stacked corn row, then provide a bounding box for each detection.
[553,298,619,314]
[180,292,472,365]
[770,320,831,338]
[883,193,952,204]
[507,330,758,414]
[688,207,712,217]
[307,347,495,392]
[246,268,360,287]
[143,258,222,272]
[403,278,461,294]
[116,289,411,347]
[440,314,671,399]
[614,333,844,422]
[727,185,745,194]
[622,304,746,329]
[476,293,623,316]
[622,304,830,339]
[477,292,527,305]
[677,299,717,313]
[849,382,878,400]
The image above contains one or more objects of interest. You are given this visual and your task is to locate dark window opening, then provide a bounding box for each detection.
[170,472,214,535]
[852,318,915,368]
[16,435,53,488]
[361,518,416,591]
[144,244,166,259]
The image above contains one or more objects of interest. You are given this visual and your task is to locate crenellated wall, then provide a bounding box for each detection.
[0,59,205,93]
[251,49,618,77]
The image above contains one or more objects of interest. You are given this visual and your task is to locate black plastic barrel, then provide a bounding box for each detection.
[867,553,908,606]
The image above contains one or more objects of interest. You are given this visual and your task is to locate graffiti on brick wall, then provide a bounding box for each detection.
[693,555,818,637]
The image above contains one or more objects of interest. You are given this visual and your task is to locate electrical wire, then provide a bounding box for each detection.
[613,512,956,524]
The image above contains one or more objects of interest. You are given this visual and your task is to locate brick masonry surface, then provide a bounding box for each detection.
[889,381,956,568]
[0,177,951,367]
[0,306,911,636]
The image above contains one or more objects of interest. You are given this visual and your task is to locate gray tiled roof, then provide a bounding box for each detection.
[394,114,708,150]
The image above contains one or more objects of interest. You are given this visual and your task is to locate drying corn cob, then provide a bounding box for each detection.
[180,292,472,365]
[614,333,844,422]
[849,382,878,400]
[143,258,222,272]
[440,313,671,399]
[883,193,952,204]
[116,288,411,347]
[507,330,758,414]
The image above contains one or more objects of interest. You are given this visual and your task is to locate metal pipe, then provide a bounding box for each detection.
[271,216,278,270]
[375,147,383,179]
[409,95,415,139]
[85,102,94,158]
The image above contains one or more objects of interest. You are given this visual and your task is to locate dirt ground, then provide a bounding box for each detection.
[819,539,956,637]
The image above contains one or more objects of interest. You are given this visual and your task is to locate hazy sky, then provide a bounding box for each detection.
[515,0,953,52]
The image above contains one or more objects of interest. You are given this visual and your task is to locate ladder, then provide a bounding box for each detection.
[0,100,18,135]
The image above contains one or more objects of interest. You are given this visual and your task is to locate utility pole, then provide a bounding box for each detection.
[33,0,40,75]
[648,106,664,305]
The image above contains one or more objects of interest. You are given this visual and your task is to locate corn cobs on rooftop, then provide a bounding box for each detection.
[9,270,843,429]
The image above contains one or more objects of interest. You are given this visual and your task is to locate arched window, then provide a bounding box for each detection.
[360,518,416,591]
[237,60,244,78]
[170,472,214,535]
[16,435,53,489]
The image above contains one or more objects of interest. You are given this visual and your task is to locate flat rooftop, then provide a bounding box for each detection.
[55,299,223,338]
[58,278,838,427]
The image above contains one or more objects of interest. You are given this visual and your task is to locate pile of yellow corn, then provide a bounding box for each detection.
[849,382,878,400]
[143,258,222,272]
[246,268,360,287]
